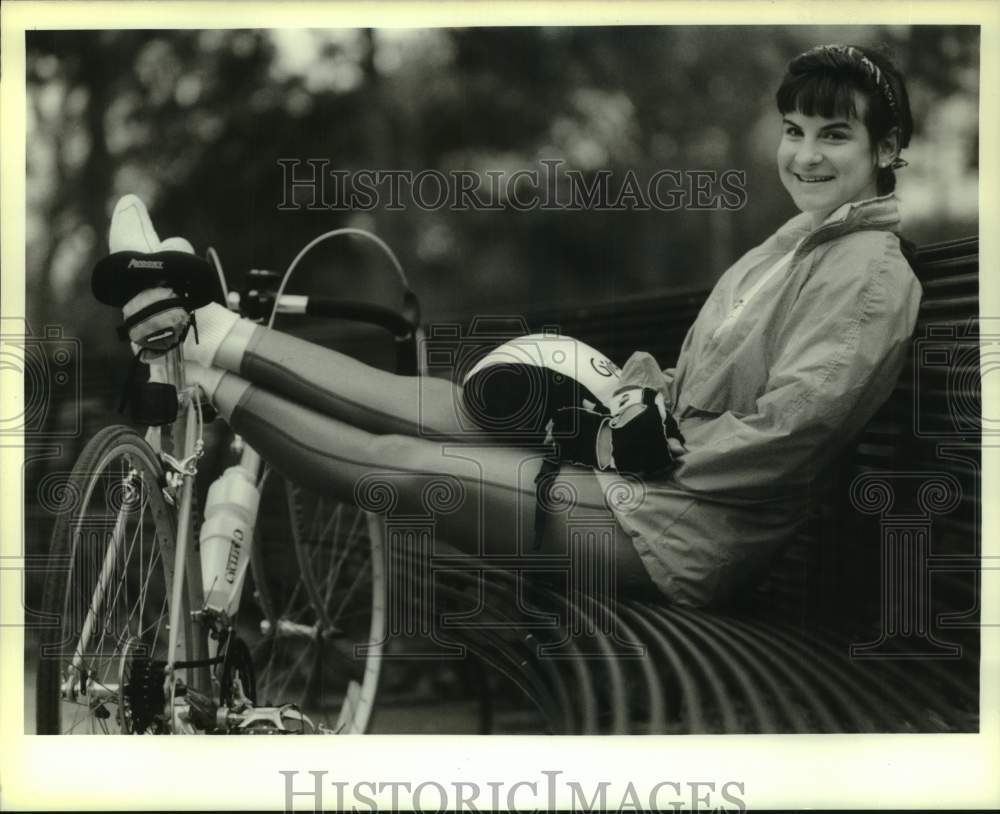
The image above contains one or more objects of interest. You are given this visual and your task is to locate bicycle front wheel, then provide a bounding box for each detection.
[248,468,386,733]
[36,425,192,734]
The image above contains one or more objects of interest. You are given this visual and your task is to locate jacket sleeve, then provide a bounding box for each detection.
[668,238,922,498]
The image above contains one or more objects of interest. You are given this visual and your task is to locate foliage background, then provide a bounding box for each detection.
[27,29,977,302]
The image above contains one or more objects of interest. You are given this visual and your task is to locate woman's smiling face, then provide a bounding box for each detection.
[777,94,880,226]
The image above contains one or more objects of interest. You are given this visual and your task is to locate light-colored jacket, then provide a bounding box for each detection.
[595,193,923,606]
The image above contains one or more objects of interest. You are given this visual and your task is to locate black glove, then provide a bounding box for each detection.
[607,386,685,476]
[550,404,611,469]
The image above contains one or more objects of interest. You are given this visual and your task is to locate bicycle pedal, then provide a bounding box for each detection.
[226,704,316,734]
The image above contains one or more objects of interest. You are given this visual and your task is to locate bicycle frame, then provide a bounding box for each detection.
[142,336,283,731]
[72,228,414,734]
[144,349,224,699]
[154,347,207,712]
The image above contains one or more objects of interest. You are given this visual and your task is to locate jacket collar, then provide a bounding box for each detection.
[775,193,902,255]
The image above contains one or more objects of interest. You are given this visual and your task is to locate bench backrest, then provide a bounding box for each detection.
[803,238,981,654]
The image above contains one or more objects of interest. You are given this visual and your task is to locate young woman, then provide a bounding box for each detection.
[106,43,922,608]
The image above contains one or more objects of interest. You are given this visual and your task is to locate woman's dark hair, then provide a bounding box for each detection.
[776,44,913,196]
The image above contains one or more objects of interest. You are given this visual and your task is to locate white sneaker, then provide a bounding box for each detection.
[109,193,195,256]
[109,194,162,253]
[109,194,195,356]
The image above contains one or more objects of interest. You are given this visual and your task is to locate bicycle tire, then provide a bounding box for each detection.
[246,467,386,733]
[36,425,194,734]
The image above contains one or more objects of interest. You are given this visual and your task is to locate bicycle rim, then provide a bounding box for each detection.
[36,425,188,734]
[248,467,385,733]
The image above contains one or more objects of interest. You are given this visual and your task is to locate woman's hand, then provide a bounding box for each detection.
[607,387,685,475]
[550,387,686,474]
[550,404,611,469]
[667,436,687,457]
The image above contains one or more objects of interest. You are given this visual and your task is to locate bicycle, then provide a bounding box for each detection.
[35,229,424,734]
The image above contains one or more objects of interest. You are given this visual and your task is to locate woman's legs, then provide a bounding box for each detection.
[206,370,658,595]
[188,303,473,441]
[185,305,659,596]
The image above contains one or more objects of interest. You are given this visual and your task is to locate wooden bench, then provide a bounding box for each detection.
[401,236,981,733]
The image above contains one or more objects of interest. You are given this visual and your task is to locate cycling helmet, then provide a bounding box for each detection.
[462,333,622,436]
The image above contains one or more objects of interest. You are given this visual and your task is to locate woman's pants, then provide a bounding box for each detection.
[203,322,660,596]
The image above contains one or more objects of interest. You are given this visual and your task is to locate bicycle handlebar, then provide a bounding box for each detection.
[229,289,423,376]
[230,291,421,340]
[294,296,418,338]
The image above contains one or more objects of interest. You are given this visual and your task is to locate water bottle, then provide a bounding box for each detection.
[199,464,260,616]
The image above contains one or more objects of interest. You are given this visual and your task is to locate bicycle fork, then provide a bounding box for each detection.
[60,495,132,703]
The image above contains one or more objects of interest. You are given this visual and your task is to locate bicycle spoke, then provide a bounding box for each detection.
[83,467,149,661]
[318,535,354,614]
[94,508,144,655]
[60,659,122,734]
[314,501,344,551]
[75,493,131,663]
[330,558,371,626]
[343,508,365,552]
[148,590,170,650]
[259,638,281,700]
[278,580,307,624]
[250,463,384,732]
[129,550,163,632]
[274,639,315,703]
[322,508,367,602]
